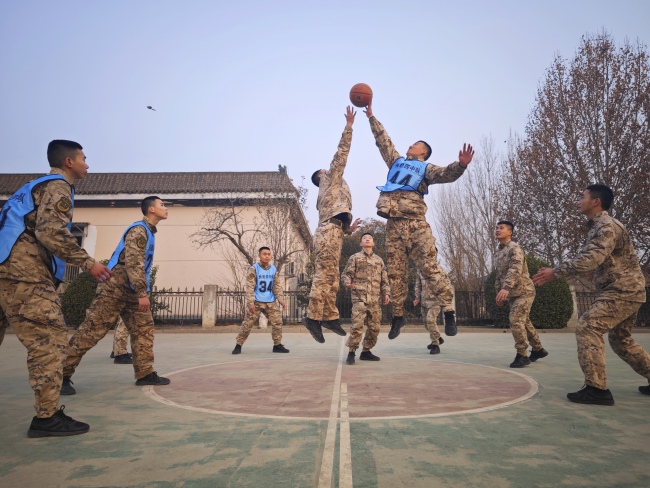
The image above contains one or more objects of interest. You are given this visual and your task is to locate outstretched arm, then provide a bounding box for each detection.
[365,101,401,167]
[327,106,355,185]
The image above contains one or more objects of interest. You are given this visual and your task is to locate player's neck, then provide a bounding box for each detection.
[361,246,374,254]
[497,237,511,245]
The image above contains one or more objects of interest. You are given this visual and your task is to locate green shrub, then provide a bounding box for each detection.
[61,272,98,327]
[485,254,573,329]
[61,264,166,327]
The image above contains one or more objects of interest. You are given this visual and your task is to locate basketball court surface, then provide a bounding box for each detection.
[1,328,649,487]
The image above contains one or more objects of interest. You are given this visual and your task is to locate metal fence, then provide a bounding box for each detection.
[152,288,203,325]
[149,286,650,327]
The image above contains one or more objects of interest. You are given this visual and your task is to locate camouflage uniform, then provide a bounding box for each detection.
[64,217,158,380]
[341,251,390,351]
[236,264,284,345]
[369,116,464,316]
[554,211,650,389]
[494,240,542,356]
[307,126,354,322]
[0,169,96,417]
[112,317,129,356]
[415,271,444,345]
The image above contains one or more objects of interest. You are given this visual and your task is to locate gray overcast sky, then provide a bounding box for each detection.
[1,0,648,231]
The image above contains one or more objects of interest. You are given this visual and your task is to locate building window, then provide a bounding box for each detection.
[70,223,88,248]
[285,262,295,277]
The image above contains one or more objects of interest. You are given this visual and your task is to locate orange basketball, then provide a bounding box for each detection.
[349,83,373,107]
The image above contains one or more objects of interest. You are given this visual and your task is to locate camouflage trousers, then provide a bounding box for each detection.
[577,299,650,389]
[0,306,7,347]
[387,218,454,316]
[0,279,67,418]
[508,295,542,355]
[346,301,381,351]
[237,301,283,345]
[422,305,443,345]
[64,293,155,380]
[307,223,344,321]
[112,317,130,356]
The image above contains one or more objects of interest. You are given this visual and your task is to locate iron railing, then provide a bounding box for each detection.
[152,288,203,325]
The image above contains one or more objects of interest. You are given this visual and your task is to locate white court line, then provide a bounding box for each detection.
[317,337,346,488]
[339,383,352,488]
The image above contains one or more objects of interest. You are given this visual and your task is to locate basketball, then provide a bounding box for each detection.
[349,83,373,107]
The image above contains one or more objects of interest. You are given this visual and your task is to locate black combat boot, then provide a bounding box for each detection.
[444,311,457,336]
[427,337,444,349]
[60,376,76,395]
[303,317,325,343]
[359,350,380,361]
[232,344,242,355]
[429,345,441,355]
[135,371,171,386]
[638,385,650,395]
[346,352,355,365]
[509,354,531,368]
[567,385,615,406]
[529,348,549,362]
[27,406,89,438]
[322,319,347,336]
[273,344,290,353]
[388,316,406,339]
[114,353,133,364]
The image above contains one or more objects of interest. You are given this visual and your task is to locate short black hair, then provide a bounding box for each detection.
[47,140,83,168]
[259,246,271,254]
[417,140,432,161]
[311,169,322,187]
[586,184,614,210]
[360,232,373,242]
[497,220,514,232]
[141,196,161,215]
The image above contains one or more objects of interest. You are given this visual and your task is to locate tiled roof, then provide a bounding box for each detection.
[0,171,298,196]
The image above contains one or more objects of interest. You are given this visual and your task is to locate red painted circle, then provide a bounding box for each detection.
[147,357,537,420]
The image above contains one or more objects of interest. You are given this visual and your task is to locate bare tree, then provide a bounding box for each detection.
[190,182,311,289]
[500,32,650,270]
[431,136,502,290]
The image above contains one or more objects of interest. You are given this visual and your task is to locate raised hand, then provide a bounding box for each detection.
[345,105,356,127]
[363,100,373,118]
[349,218,362,233]
[458,143,475,167]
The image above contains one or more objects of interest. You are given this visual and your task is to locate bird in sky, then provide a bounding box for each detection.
[147,106,156,111]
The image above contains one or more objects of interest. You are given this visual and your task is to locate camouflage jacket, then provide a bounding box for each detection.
[0,168,95,283]
[494,240,535,298]
[553,211,646,303]
[98,217,157,300]
[369,116,466,220]
[245,263,283,305]
[341,250,390,304]
[317,126,353,230]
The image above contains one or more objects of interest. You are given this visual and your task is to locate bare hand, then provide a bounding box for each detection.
[138,296,150,312]
[248,304,256,314]
[413,299,420,307]
[345,105,356,127]
[363,100,373,118]
[532,268,556,286]
[458,143,475,167]
[89,262,112,282]
[279,301,286,310]
[495,289,509,307]
[384,295,390,305]
[349,218,362,233]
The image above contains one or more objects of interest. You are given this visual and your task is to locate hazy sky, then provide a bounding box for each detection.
[1,0,648,231]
